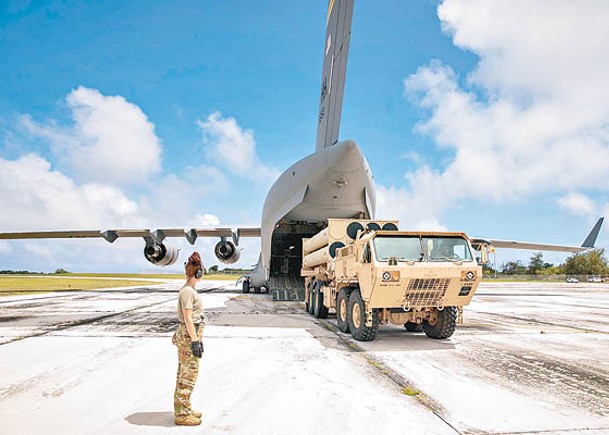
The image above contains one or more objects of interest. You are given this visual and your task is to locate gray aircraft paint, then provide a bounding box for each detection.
[316,0,354,151]
[249,139,375,288]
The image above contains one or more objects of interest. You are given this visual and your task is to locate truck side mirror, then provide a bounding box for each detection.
[362,244,371,263]
[471,242,493,265]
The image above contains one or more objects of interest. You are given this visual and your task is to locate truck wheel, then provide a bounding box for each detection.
[423,307,458,339]
[404,322,423,332]
[314,284,329,319]
[347,290,378,341]
[309,283,318,315]
[242,279,250,294]
[336,288,351,333]
[305,284,311,313]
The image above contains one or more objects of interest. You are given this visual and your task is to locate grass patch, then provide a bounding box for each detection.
[401,386,420,396]
[0,272,242,296]
[0,276,162,296]
[368,360,383,369]
[54,273,242,281]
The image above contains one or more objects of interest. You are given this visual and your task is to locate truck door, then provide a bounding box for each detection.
[357,242,374,301]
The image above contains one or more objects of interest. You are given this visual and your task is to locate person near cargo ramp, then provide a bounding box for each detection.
[172,251,205,426]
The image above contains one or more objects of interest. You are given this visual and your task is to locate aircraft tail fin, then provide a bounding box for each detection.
[581,217,604,248]
[315,0,354,151]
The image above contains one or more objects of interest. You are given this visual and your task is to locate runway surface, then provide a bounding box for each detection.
[0,280,608,434]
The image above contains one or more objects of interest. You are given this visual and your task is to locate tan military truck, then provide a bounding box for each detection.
[301,219,484,341]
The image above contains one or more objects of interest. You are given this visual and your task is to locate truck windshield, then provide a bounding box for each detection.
[423,236,473,262]
[373,236,423,262]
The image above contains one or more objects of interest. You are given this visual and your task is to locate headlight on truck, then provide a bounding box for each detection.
[459,285,472,296]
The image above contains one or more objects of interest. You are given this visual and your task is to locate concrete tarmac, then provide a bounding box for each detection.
[0,280,608,434]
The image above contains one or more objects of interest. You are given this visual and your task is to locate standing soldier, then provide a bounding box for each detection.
[173,251,205,426]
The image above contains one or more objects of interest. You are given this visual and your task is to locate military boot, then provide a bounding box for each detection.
[185,401,202,419]
[175,414,201,426]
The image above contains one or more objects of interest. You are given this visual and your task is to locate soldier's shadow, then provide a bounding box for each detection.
[125,412,175,427]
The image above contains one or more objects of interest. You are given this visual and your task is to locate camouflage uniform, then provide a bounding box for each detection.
[172,322,204,417]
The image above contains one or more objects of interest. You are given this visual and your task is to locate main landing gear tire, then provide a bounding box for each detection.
[347,289,378,341]
[313,282,329,319]
[242,279,250,294]
[404,322,423,332]
[423,307,458,339]
[336,288,351,333]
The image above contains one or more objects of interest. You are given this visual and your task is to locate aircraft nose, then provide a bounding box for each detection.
[326,140,364,173]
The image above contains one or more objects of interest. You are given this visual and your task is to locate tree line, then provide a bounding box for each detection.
[485,249,609,276]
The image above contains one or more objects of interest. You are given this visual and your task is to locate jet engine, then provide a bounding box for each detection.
[214,240,240,264]
[144,242,179,266]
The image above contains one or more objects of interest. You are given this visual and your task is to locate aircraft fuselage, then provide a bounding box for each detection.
[249,139,375,288]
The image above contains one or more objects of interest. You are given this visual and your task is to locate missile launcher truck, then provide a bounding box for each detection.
[301,219,486,341]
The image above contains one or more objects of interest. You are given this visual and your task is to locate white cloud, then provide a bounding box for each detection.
[0,154,252,272]
[438,0,609,105]
[557,193,597,217]
[136,164,229,228]
[1,92,264,272]
[376,185,448,231]
[0,154,143,230]
[22,86,162,185]
[391,0,609,228]
[197,112,280,185]
[198,214,221,226]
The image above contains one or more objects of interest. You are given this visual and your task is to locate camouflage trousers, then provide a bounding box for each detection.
[172,322,204,417]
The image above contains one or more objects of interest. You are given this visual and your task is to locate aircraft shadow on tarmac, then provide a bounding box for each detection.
[125,412,175,427]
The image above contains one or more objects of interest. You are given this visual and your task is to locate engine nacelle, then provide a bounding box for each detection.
[214,240,240,264]
[144,242,179,266]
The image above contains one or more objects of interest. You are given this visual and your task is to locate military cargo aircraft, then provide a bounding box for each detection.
[0,0,603,297]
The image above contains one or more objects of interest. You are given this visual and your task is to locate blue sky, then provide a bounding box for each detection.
[1,0,608,273]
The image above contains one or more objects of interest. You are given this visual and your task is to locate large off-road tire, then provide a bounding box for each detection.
[305,284,311,313]
[336,288,351,333]
[347,290,378,341]
[423,307,458,339]
[242,279,250,294]
[404,322,423,332]
[309,283,318,315]
[313,282,329,319]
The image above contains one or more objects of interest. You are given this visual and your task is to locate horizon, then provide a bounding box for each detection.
[2,1,609,273]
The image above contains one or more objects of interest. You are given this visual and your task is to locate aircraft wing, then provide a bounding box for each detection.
[0,226,262,266]
[470,217,604,253]
[0,227,261,245]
